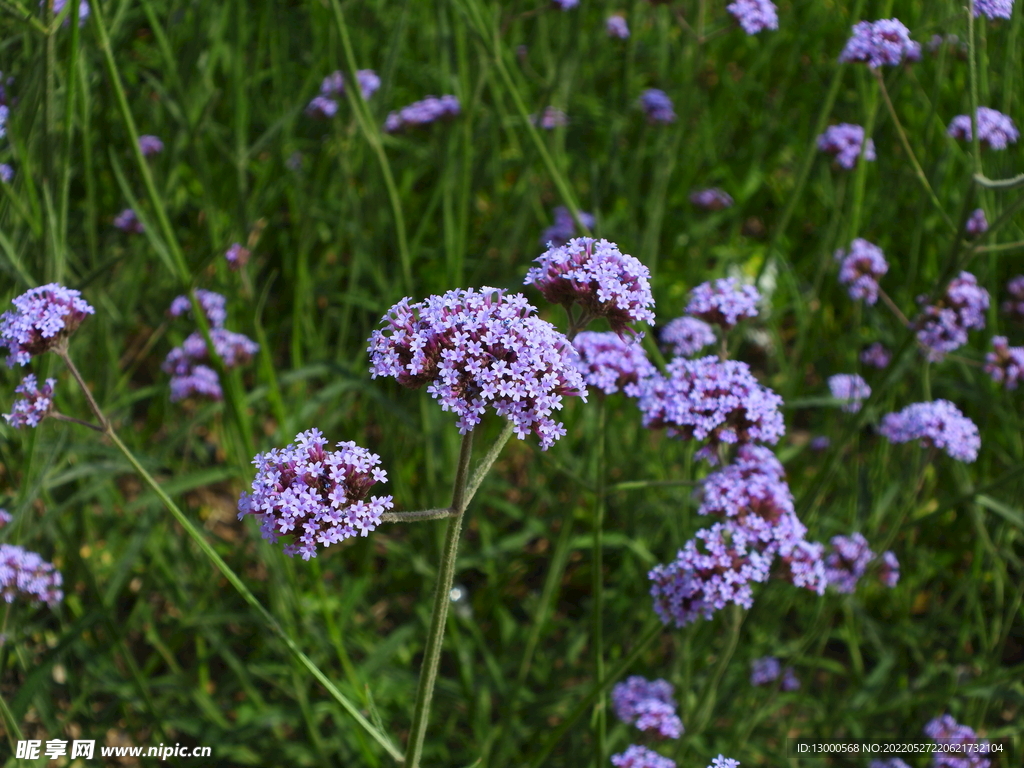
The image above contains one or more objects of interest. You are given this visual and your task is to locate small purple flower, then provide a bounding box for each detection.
[984,336,1024,390]
[3,374,55,428]
[817,124,877,170]
[947,107,1020,150]
[0,509,10,528]
[49,0,89,27]
[530,106,568,130]
[879,399,981,463]
[0,164,14,183]
[810,435,830,451]
[113,208,144,234]
[825,532,875,593]
[924,715,992,768]
[777,537,828,594]
[0,104,7,140]
[225,243,250,270]
[539,206,595,247]
[834,239,888,305]
[709,757,740,768]
[305,95,339,119]
[320,71,345,98]
[607,14,630,39]
[138,135,164,157]
[611,676,683,739]
[689,188,734,211]
[878,550,900,588]
[237,429,394,560]
[726,0,779,35]
[0,544,63,607]
[383,95,460,133]
[0,283,95,367]
[551,0,579,9]
[163,329,259,401]
[839,19,921,68]
[828,373,871,413]
[639,89,676,124]
[314,69,379,108]
[660,316,716,357]
[914,272,989,361]
[354,70,381,99]
[750,656,780,685]
[685,277,760,329]
[974,0,1014,20]
[611,745,676,768]
[573,331,655,397]
[168,289,228,329]
[780,666,800,691]
[1003,275,1024,321]
[966,208,988,237]
[869,760,912,768]
[860,342,891,369]
[525,237,656,336]
[167,364,222,402]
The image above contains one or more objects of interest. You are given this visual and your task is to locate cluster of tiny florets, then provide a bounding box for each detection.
[113,208,144,233]
[966,208,989,237]
[835,239,888,305]
[607,14,630,38]
[984,336,1024,390]
[750,656,800,690]
[639,89,676,124]
[689,188,734,211]
[860,342,891,369]
[384,95,460,133]
[686,278,760,329]
[947,107,1019,150]
[817,124,876,169]
[839,19,921,67]
[168,289,228,328]
[0,543,63,607]
[828,373,871,413]
[531,106,568,130]
[572,332,655,397]
[974,0,1014,19]
[539,206,595,247]
[660,316,717,358]
[368,287,587,449]
[138,135,163,157]
[924,715,992,768]
[914,272,989,362]
[306,69,380,118]
[1003,276,1024,321]
[611,676,683,739]
[879,400,981,463]
[726,0,778,35]
[709,756,741,768]
[0,283,95,367]
[3,374,55,428]
[824,533,877,593]
[611,745,676,768]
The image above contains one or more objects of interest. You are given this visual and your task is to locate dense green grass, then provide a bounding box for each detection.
[0,0,1022,765]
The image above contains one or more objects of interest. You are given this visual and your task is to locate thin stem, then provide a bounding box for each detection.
[50,411,104,432]
[381,508,456,523]
[974,240,1024,253]
[877,287,911,327]
[43,0,57,280]
[591,399,607,768]
[608,478,698,492]
[968,1,982,176]
[0,684,21,752]
[55,346,110,432]
[464,421,515,507]
[974,172,1024,190]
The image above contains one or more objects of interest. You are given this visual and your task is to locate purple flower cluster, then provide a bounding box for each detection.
[113,208,143,234]
[947,107,1020,150]
[869,761,911,768]
[573,332,655,396]
[0,509,10,527]
[660,316,716,358]
[973,0,1014,20]
[750,656,800,689]
[0,164,12,184]
[50,0,88,27]
[0,104,7,139]
[839,19,921,68]
[525,237,656,336]
[914,272,989,362]
[3,374,55,428]
[1003,276,1024,321]
[710,757,740,768]
[878,550,900,588]
[924,715,992,768]
[966,208,988,237]
[531,106,568,129]
[828,373,871,413]
[611,676,683,739]
[368,288,586,449]
[539,206,595,248]
[834,239,888,305]
[307,70,380,118]
[168,289,228,328]
[225,243,250,270]
[639,89,676,124]
[607,14,630,39]
[0,543,63,607]
[237,429,394,560]
[384,95,460,133]
[1,283,95,367]
[551,0,579,9]
[860,342,891,369]
[824,533,875,593]
[611,745,676,768]
[726,0,779,35]
[879,400,981,463]
[138,135,163,157]
[985,336,1024,390]
[689,188,734,211]
[817,124,877,169]
[686,278,760,329]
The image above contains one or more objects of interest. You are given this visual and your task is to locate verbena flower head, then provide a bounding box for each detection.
[573,331,655,396]
[611,745,676,768]
[777,537,828,594]
[825,533,874,593]
[0,104,7,139]
[368,288,586,449]
[237,429,393,560]
[1,283,95,367]
[50,0,88,27]
[924,715,992,768]
[780,666,800,691]
[966,208,988,237]
[611,676,683,739]
[974,0,1014,20]
[225,243,250,270]
[163,330,259,401]
[834,239,888,305]
[828,373,871,413]
[984,336,1024,390]
[879,400,981,463]
[312,70,379,115]
[305,95,339,119]
[0,544,63,607]
[168,289,228,328]
[686,278,760,329]
[539,206,595,247]
[817,124,877,169]
[531,106,568,129]
[383,95,460,133]
[726,0,779,35]
[710,756,740,768]
[869,760,912,768]
[1003,275,1024,321]
[810,435,830,451]
[689,188,734,211]
[525,237,656,336]
[915,272,989,361]
[839,19,921,68]
[878,550,900,587]
[607,14,630,38]
[750,656,781,685]
[138,135,163,157]
[0,164,12,184]
[860,342,891,369]
[637,356,784,463]
[639,89,676,124]
[947,107,1019,150]
[113,208,144,233]
[3,374,55,428]
[660,316,716,357]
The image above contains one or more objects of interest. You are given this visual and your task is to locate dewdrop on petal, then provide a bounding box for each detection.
[0,283,95,367]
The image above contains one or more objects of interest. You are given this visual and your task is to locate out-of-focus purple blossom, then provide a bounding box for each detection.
[974,0,1014,20]
[810,435,830,451]
[163,329,259,402]
[639,89,676,124]
[861,343,891,369]
[320,71,345,98]
[167,364,221,402]
[237,429,393,560]
[780,666,800,691]
[573,331,655,397]
[0,544,62,607]
[878,550,900,588]
[383,95,460,133]
[368,288,586,450]
[870,760,912,768]
[539,206,595,247]
[225,243,250,270]
[825,533,874,593]
[3,374,55,428]
[947,107,1019,150]
[315,69,379,105]
[113,208,144,234]
[685,277,760,329]
[49,0,89,27]
[1003,276,1024,321]
[817,124,876,169]
[777,538,827,594]
[0,104,7,140]
[138,135,164,157]
[607,14,630,38]
[966,208,988,237]
[551,0,579,9]
[168,289,228,329]
[835,239,888,305]
[726,0,778,35]
[660,316,716,357]
[709,756,741,768]
[689,188,734,211]
[531,106,568,129]
[914,272,989,361]
[750,656,780,685]
[611,745,676,768]
[924,715,992,768]
[354,70,380,99]
[525,237,656,336]
[611,676,683,739]
[828,373,871,413]
[879,400,981,463]
[0,509,10,528]
[305,95,339,119]
[0,164,12,184]
[839,19,921,68]
[637,356,784,463]
[984,336,1024,390]
[0,283,95,367]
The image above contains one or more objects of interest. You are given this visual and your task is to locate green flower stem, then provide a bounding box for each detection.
[974,172,1024,190]
[382,508,457,523]
[464,421,515,507]
[607,478,698,492]
[591,398,607,768]
[691,604,746,735]
[968,1,982,177]
[405,430,475,768]
[0,683,21,753]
